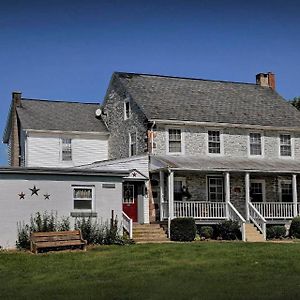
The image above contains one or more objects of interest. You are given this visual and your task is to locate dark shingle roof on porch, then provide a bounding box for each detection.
[16,99,108,133]
[150,155,300,173]
[116,72,300,128]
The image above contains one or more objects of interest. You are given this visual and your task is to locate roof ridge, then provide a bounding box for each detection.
[21,98,100,105]
[115,71,258,86]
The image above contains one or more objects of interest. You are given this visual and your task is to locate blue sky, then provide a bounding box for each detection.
[1,0,300,165]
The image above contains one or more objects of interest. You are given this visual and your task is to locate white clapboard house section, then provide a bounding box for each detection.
[3,93,109,168]
[0,167,128,248]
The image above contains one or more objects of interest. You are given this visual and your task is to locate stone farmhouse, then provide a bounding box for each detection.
[3,71,300,244]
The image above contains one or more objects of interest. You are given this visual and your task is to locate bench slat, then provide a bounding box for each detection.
[35,240,85,248]
[31,230,81,237]
[32,235,82,242]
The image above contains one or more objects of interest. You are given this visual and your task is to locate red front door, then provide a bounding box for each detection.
[123,183,138,222]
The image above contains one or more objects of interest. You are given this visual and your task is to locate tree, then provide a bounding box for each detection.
[290,97,300,110]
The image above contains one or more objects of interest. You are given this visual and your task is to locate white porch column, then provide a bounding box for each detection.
[168,170,174,220]
[225,172,230,218]
[245,173,250,221]
[293,174,298,217]
[159,171,165,221]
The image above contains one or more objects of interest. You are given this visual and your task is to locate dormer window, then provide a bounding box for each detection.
[129,132,137,156]
[61,138,72,161]
[124,99,131,120]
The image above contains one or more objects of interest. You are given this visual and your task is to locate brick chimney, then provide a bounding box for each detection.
[256,72,276,90]
[10,91,22,166]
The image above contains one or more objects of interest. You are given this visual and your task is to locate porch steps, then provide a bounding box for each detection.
[133,224,169,243]
[245,223,265,242]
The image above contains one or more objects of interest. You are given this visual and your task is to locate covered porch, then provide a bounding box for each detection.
[150,155,300,239]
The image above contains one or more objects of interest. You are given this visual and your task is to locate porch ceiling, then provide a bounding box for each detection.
[150,155,300,174]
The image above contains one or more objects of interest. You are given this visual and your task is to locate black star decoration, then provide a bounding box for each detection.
[30,185,40,196]
[44,193,50,200]
[132,172,137,177]
[18,192,25,199]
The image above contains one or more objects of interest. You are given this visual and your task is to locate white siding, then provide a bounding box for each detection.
[0,173,123,248]
[26,132,108,168]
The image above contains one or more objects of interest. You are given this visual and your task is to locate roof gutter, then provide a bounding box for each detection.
[149,119,300,132]
[25,129,110,136]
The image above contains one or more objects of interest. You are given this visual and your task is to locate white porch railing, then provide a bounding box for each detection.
[249,202,266,239]
[252,202,294,219]
[122,212,133,239]
[174,201,227,219]
[227,201,246,241]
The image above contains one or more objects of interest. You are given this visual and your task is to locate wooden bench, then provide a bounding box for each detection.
[30,230,87,254]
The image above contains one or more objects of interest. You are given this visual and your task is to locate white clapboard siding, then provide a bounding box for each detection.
[26,135,108,168]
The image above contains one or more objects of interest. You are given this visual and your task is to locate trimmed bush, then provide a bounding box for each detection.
[215,220,241,240]
[290,216,300,238]
[199,226,214,239]
[267,225,286,239]
[170,218,196,242]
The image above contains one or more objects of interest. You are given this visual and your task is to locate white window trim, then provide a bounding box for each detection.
[278,179,292,202]
[60,137,72,162]
[72,185,95,211]
[250,179,266,202]
[206,128,224,156]
[124,98,131,120]
[278,133,294,159]
[129,131,137,157]
[166,126,185,155]
[248,131,264,158]
[206,175,224,202]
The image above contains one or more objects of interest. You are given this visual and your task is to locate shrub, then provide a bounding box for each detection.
[199,226,214,239]
[215,220,241,240]
[267,225,286,239]
[290,216,300,238]
[170,218,196,242]
[16,222,30,250]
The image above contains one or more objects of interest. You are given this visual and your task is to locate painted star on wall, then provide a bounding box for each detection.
[30,185,40,196]
[44,193,50,200]
[18,192,25,199]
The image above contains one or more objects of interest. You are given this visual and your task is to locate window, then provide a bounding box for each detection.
[168,129,182,153]
[73,187,93,210]
[208,131,221,154]
[208,177,224,202]
[280,134,292,157]
[174,177,187,201]
[280,181,293,202]
[249,133,262,155]
[123,184,134,204]
[61,138,72,161]
[129,132,137,156]
[250,181,265,202]
[124,99,131,120]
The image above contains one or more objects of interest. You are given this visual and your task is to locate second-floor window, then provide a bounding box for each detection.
[129,132,137,156]
[124,99,131,120]
[280,134,292,157]
[249,133,262,155]
[208,130,221,154]
[168,129,182,153]
[61,138,72,161]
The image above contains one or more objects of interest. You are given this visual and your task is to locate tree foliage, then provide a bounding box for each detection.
[290,97,300,110]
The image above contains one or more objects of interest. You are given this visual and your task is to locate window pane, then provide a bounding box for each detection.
[281,183,293,202]
[169,129,181,152]
[250,182,263,202]
[208,131,220,154]
[280,135,291,156]
[250,133,262,155]
[208,177,223,202]
[123,185,134,203]
[62,138,72,161]
[74,200,92,209]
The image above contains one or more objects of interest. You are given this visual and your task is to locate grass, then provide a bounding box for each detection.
[1,242,300,299]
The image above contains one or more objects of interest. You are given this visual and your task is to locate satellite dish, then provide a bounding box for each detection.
[95,108,102,117]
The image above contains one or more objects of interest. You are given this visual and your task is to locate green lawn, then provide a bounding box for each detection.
[1,242,300,299]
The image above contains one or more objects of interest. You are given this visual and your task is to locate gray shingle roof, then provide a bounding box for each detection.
[151,155,300,173]
[16,99,108,133]
[116,72,300,128]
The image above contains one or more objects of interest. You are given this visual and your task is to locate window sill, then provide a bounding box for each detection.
[70,211,97,218]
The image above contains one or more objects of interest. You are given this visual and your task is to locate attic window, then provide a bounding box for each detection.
[124,99,131,120]
[61,138,72,161]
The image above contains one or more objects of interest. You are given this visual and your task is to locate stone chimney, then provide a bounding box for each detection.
[256,72,276,90]
[10,91,22,166]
